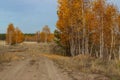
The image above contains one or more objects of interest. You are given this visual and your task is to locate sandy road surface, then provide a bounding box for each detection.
[0,56,72,80]
[0,42,72,80]
[0,42,110,80]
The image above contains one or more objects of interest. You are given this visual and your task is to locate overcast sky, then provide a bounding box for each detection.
[0,0,120,33]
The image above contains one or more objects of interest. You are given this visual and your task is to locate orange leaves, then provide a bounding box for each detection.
[6,24,16,45]
[15,28,24,43]
[56,0,120,57]
[6,23,24,45]
[93,0,106,15]
[35,26,54,43]
[39,32,46,42]
[25,26,54,43]
[117,14,120,28]
[48,34,54,42]
[85,11,98,30]
[106,5,117,16]
[105,4,117,25]
[41,25,51,43]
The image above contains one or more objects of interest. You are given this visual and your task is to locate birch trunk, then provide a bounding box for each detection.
[119,46,120,60]
[109,27,114,60]
[70,35,75,56]
[82,1,85,55]
[100,15,104,58]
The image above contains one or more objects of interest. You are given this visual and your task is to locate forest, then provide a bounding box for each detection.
[56,0,120,60]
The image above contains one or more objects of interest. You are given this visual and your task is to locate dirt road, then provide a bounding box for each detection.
[0,42,110,80]
[0,56,72,80]
[0,42,72,80]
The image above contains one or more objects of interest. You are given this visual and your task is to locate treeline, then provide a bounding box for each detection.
[6,23,24,45]
[0,33,34,41]
[2,23,54,44]
[24,33,36,41]
[25,25,54,43]
[56,0,120,60]
[5,24,54,44]
[0,34,6,40]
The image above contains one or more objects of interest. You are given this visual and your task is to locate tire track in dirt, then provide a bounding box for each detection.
[0,56,72,80]
[0,59,29,80]
[45,57,72,80]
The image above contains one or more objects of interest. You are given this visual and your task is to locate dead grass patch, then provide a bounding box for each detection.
[43,54,120,80]
[0,53,23,63]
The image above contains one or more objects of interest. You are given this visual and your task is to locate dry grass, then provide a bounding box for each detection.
[0,41,5,45]
[0,53,22,63]
[41,53,69,59]
[0,42,120,79]
[43,54,120,80]
[0,45,27,64]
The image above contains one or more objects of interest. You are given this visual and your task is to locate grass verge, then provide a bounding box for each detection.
[42,54,120,80]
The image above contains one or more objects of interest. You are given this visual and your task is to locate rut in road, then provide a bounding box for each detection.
[0,55,72,80]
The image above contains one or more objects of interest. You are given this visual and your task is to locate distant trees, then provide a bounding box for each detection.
[0,34,6,40]
[6,24,15,45]
[25,25,54,43]
[40,25,51,43]
[6,23,24,45]
[56,0,120,60]
[48,33,54,42]
[5,24,53,44]
[43,25,50,42]
[24,34,36,41]
[15,27,24,43]
[36,25,54,43]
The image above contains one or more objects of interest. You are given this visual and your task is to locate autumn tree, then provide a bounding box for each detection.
[56,0,120,60]
[48,33,54,42]
[92,0,119,59]
[6,23,24,45]
[15,27,24,43]
[40,32,45,42]
[6,23,16,45]
[117,14,120,60]
[56,0,68,55]
[41,25,50,43]
[57,0,91,56]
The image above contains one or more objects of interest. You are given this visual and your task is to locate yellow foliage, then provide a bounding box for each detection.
[6,24,24,45]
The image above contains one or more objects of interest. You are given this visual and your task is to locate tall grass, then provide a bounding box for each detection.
[43,54,120,79]
[0,53,21,63]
